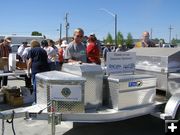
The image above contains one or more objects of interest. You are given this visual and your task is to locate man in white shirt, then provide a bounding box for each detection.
[17,42,28,61]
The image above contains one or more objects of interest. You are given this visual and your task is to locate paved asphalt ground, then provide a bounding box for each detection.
[0,77,166,135]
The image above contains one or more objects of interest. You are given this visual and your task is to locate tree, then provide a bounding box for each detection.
[153,38,159,44]
[171,38,177,45]
[31,31,42,36]
[126,33,133,48]
[159,39,165,44]
[105,33,113,44]
[117,31,124,46]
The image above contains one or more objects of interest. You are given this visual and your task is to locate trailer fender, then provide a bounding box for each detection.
[161,93,180,120]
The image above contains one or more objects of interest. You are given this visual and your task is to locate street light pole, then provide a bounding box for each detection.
[169,25,173,44]
[100,8,118,47]
[115,14,117,47]
[59,23,62,41]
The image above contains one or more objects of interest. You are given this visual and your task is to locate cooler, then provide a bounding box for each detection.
[36,71,86,113]
[62,63,103,110]
[107,74,156,110]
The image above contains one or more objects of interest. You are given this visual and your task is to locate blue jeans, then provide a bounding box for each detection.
[49,62,60,71]
[32,74,37,103]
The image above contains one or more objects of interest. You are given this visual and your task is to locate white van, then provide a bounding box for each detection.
[162,44,172,48]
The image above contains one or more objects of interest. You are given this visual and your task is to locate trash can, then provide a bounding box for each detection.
[36,71,86,113]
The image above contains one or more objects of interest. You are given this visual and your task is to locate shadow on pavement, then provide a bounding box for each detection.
[63,115,165,135]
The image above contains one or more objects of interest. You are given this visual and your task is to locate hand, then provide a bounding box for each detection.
[78,61,82,64]
[26,72,31,78]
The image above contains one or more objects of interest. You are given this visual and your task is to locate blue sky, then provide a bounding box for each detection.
[0,0,179,42]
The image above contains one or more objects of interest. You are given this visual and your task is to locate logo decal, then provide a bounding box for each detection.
[128,81,143,87]
[61,87,71,97]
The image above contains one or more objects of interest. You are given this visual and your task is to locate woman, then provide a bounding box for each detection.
[86,35,101,65]
[27,40,50,102]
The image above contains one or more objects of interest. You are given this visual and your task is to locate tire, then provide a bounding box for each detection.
[175,106,180,120]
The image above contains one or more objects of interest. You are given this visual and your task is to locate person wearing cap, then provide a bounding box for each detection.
[27,40,50,102]
[58,40,68,70]
[0,37,12,88]
[64,28,87,63]
[86,35,101,65]
[90,33,102,56]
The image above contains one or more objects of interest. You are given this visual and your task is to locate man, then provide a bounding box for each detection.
[64,28,87,63]
[0,37,11,87]
[17,41,28,61]
[135,31,155,48]
[103,43,112,64]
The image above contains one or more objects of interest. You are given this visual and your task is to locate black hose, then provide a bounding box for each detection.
[38,102,52,114]
[6,110,16,135]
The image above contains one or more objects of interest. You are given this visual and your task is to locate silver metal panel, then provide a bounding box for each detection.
[163,93,180,119]
[62,63,104,110]
[23,104,155,122]
[167,73,180,98]
[136,70,168,91]
[0,103,155,123]
[128,48,180,73]
[136,71,180,97]
[36,71,86,84]
[128,48,180,96]
[36,71,86,113]
[107,74,156,110]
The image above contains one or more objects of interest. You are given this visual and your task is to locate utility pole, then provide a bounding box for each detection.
[57,23,62,42]
[65,13,70,43]
[150,28,153,39]
[169,25,173,44]
[59,23,62,41]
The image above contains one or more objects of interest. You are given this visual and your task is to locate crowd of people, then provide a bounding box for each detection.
[0,29,156,102]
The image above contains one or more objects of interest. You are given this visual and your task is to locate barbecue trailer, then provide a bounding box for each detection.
[0,50,180,135]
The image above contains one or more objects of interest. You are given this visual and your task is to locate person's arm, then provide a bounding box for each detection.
[68,59,82,64]
[64,46,80,63]
[27,58,32,77]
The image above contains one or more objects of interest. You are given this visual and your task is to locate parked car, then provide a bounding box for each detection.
[162,44,172,48]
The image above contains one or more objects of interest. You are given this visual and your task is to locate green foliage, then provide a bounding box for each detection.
[126,33,133,48]
[105,33,113,44]
[117,31,124,45]
[171,38,178,45]
[153,38,159,44]
[159,39,165,44]
[31,31,42,36]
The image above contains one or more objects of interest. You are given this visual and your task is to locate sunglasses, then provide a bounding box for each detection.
[75,35,83,38]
